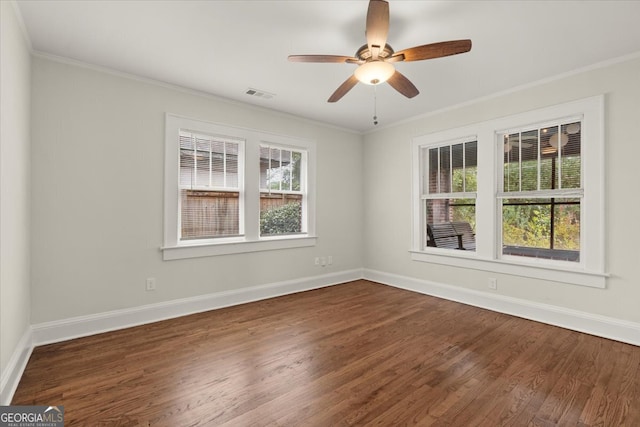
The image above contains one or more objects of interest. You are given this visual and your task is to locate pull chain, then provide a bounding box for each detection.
[373,85,378,126]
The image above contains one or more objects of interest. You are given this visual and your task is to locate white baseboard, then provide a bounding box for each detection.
[6,267,639,405]
[0,327,33,405]
[31,268,364,346]
[364,269,640,347]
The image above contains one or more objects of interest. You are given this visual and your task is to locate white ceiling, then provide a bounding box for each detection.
[15,0,640,133]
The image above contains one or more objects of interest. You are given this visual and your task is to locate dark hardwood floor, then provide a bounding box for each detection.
[12,280,640,426]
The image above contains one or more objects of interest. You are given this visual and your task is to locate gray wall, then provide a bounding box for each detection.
[0,1,32,380]
[363,56,640,322]
[30,56,364,323]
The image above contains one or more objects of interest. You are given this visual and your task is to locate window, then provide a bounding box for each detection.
[179,131,242,240]
[499,121,582,262]
[260,145,307,236]
[164,114,316,260]
[422,140,477,251]
[411,96,606,288]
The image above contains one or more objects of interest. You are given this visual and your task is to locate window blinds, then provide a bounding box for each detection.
[179,131,242,240]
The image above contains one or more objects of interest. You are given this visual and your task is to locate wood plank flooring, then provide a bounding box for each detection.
[12,280,640,426]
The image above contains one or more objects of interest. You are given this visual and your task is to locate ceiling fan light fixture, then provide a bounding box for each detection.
[354,60,395,85]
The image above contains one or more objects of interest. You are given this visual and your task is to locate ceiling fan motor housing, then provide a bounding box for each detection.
[355,43,395,61]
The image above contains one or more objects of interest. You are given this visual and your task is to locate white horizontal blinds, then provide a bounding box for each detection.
[499,120,582,261]
[179,132,195,187]
[179,130,242,240]
[423,140,477,250]
[500,120,582,197]
[259,144,305,236]
[560,122,581,189]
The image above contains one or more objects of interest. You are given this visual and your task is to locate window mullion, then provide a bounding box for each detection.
[279,149,283,192]
[449,145,453,194]
[558,134,563,190]
[518,131,522,192]
[462,143,466,192]
[267,145,272,195]
[208,138,212,188]
[191,134,196,189]
[437,148,441,193]
[537,129,541,191]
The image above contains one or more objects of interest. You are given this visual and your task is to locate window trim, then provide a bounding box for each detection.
[420,138,478,250]
[163,114,316,260]
[178,132,245,240]
[411,96,607,288]
[259,143,308,237]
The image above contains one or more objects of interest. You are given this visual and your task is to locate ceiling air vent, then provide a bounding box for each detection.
[245,88,275,100]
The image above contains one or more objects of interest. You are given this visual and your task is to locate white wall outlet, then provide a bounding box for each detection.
[320,257,326,266]
[488,278,497,290]
[327,255,333,265]
[314,257,320,266]
[145,277,156,291]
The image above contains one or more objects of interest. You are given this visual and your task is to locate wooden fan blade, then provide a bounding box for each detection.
[387,71,419,98]
[392,39,472,62]
[366,0,389,60]
[328,75,359,103]
[288,55,358,63]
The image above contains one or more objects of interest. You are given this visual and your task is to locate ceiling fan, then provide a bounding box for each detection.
[288,0,472,102]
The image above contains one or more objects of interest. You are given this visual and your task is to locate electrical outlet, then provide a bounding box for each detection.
[314,257,320,266]
[327,255,333,265]
[320,257,326,267]
[488,278,497,290]
[146,278,156,291]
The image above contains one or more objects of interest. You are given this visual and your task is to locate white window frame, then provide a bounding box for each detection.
[163,114,316,260]
[420,137,478,250]
[178,130,245,239]
[411,96,607,288]
[259,143,308,237]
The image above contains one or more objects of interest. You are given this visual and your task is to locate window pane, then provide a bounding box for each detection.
[194,136,209,187]
[451,143,464,192]
[225,142,239,188]
[520,130,539,191]
[179,133,194,187]
[464,141,477,192]
[260,194,302,236]
[270,147,281,190]
[428,148,438,193]
[259,146,270,189]
[503,122,581,196]
[425,198,476,251]
[504,133,521,192]
[291,151,302,191]
[502,197,580,262]
[260,146,304,193]
[180,190,239,239]
[211,140,224,187]
[281,150,292,191]
[540,126,559,190]
[439,146,451,193]
[554,201,581,250]
[560,122,581,189]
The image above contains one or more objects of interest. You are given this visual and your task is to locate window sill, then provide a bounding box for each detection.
[410,250,608,288]
[162,235,317,260]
